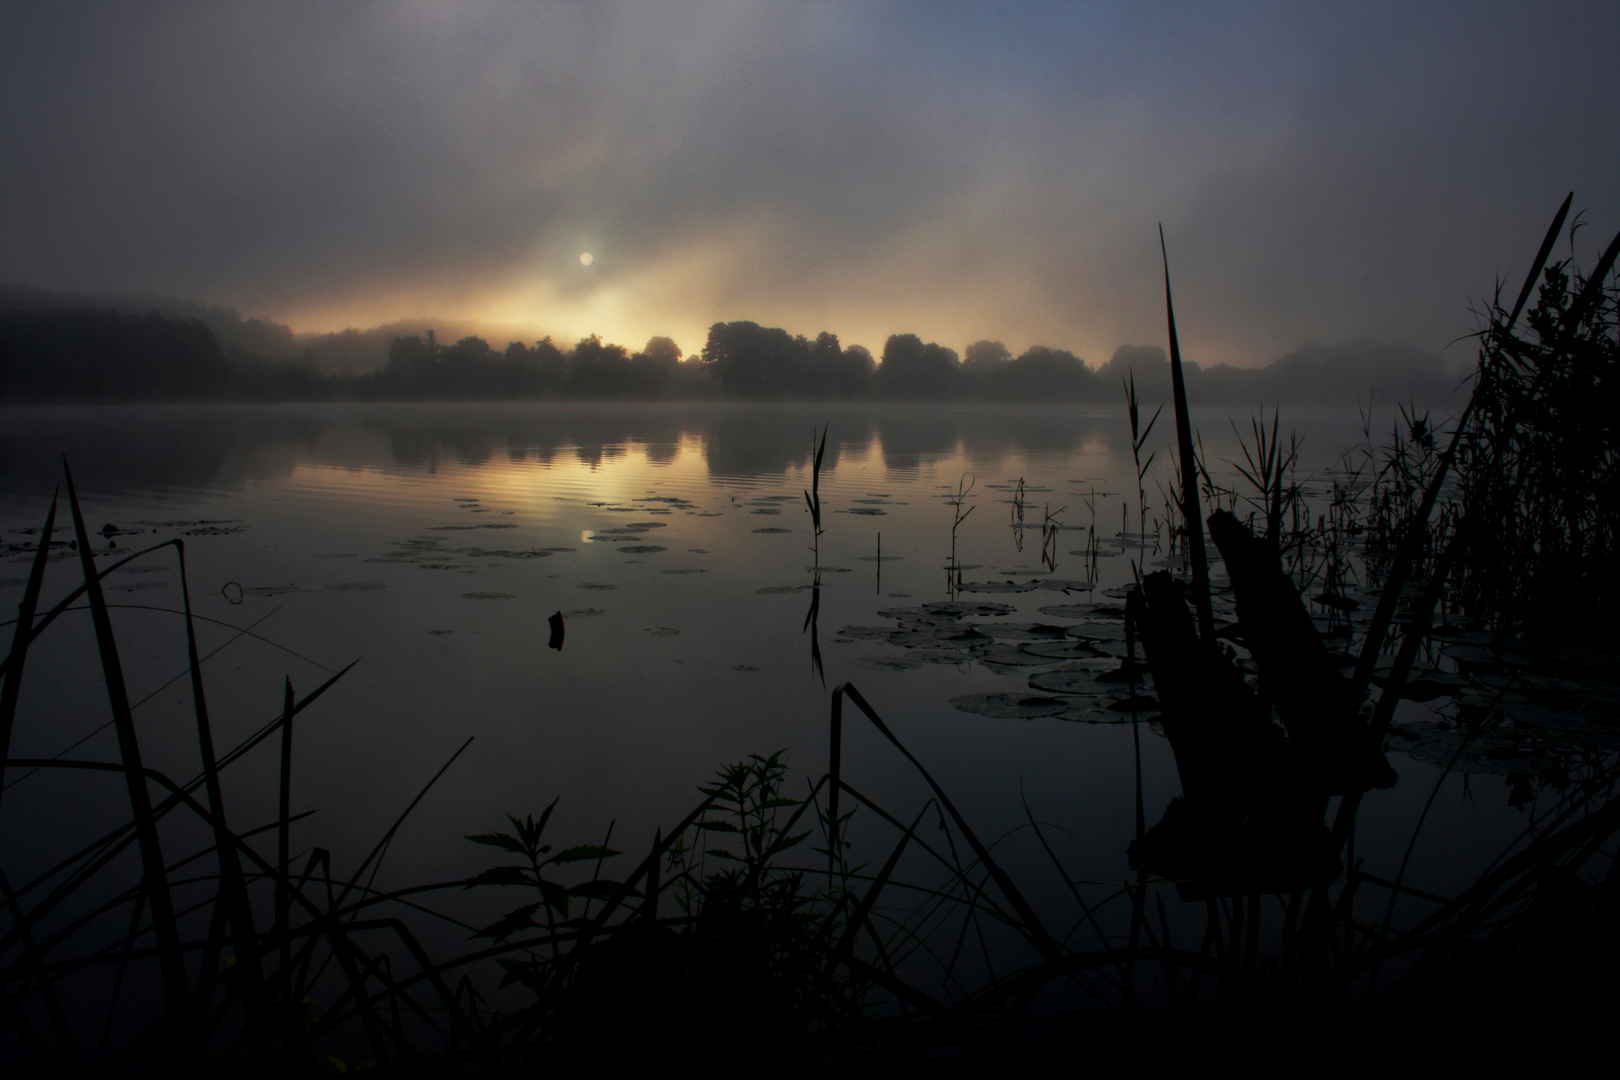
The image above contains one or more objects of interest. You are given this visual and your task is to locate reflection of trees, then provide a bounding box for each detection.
[0,407,327,500]
[366,408,699,471]
[875,410,963,471]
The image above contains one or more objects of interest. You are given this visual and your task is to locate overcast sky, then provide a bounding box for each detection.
[2,1,1617,366]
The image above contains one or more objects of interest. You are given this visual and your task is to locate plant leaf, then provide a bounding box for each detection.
[465,832,528,854]
[549,845,621,864]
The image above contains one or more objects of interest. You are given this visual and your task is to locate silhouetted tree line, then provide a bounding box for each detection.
[0,306,1459,407]
[356,332,702,400]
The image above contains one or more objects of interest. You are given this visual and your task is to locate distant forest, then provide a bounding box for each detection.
[0,287,1463,407]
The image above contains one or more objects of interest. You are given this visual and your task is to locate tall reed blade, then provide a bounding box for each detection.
[62,459,197,1070]
[0,490,57,802]
[277,676,295,1007]
[1508,191,1571,328]
[828,686,844,873]
[1563,227,1620,333]
[1159,227,1214,641]
[176,538,273,1072]
[836,682,1060,958]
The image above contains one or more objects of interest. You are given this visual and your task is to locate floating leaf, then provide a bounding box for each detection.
[853,655,924,671]
[956,580,1038,594]
[1027,667,1112,694]
[968,622,1068,641]
[973,644,1056,666]
[1019,640,1106,660]
[949,692,1070,719]
[462,592,516,600]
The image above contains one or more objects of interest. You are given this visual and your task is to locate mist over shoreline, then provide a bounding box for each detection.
[0,283,1462,409]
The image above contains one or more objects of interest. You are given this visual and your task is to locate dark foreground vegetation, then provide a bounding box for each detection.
[2,197,1616,1074]
[0,290,1456,406]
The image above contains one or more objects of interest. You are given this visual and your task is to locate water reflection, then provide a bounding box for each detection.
[0,403,1121,502]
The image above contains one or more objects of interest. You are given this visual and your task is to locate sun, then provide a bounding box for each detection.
[579,252,594,266]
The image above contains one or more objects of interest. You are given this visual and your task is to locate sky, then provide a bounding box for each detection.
[2,1,1618,367]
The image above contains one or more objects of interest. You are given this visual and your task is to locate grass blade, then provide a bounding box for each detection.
[62,459,197,1070]
[837,682,1060,959]
[0,490,57,793]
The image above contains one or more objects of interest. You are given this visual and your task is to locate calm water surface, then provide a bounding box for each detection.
[0,402,1521,916]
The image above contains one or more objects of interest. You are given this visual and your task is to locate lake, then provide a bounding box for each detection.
[0,400,1544,945]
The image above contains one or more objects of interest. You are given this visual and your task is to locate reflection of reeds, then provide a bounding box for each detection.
[804,423,828,566]
[944,472,975,596]
[1011,476,1026,554]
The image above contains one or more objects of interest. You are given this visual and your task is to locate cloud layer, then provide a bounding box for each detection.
[2,1,1617,365]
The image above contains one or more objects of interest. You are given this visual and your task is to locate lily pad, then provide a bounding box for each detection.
[461,592,515,600]
[563,608,607,617]
[969,622,1068,641]
[853,655,925,671]
[922,601,1017,618]
[326,582,386,592]
[956,580,1039,593]
[642,626,681,637]
[1019,640,1106,660]
[974,644,1056,666]
[1038,604,1092,619]
[661,568,709,574]
[577,582,618,591]
[618,545,667,554]
[892,627,992,648]
[751,527,793,534]
[949,693,1070,719]
[1028,666,1114,694]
